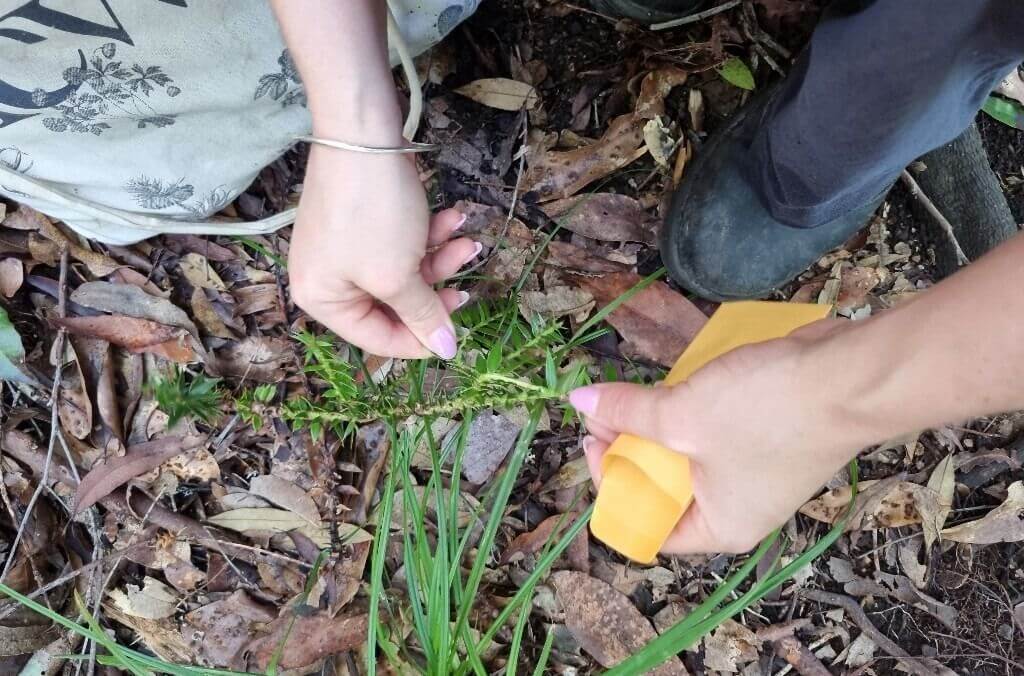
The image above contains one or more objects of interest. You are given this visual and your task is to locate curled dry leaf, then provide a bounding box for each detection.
[74,434,208,514]
[56,340,92,440]
[233,283,280,316]
[942,480,1024,544]
[520,286,595,321]
[575,271,708,367]
[108,576,179,620]
[923,453,955,549]
[207,507,371,549]
[540,456,593,493]
[800,478,933,530]
[524,113,646,201]
[551,570,690,675]
[0,257,23,298]
[635,67,689,120]
[545,241,631,274]
[454,77,539,111]
[10,206,120,276]
[71,281,199,338]
[501,512,578,564]
[541,193,659,244]
[182,590,277,669]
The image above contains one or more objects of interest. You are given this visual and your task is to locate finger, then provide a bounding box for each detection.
[312,292,433,359]
[789,317,846,341]
[422,238,482,284]
[658,503,725,555]
[582,435,609,489]
[581,418,618,444]
[567,383,691,455]
[382,276,459,360]
[439,287,471,313]
[427,208,467,246]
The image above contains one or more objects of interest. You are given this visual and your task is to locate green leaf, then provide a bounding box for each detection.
[0,305,31,384]
[718,57,755,91]
[983,95,1024,130]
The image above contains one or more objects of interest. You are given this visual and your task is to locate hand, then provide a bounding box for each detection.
[569,320,869,555]
[289,146,480,359]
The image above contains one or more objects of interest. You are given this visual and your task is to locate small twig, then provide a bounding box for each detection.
[800,589,955,676]
[0,250,69,584]
[773,636,832,676]
[900,169,969,266]
[651,0,741,30]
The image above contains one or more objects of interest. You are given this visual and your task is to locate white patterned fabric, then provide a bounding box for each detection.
[0,0,479,244]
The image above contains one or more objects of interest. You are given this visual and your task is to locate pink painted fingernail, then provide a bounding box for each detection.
[569,386,599,416]
[464,241,483,265]
[429,326,458,360]
[453,212,468,231]
[456,290,471,309]
[582,435,598,456]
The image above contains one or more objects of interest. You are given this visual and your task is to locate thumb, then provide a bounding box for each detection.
[568,382,689,453]
[381,276,458,360]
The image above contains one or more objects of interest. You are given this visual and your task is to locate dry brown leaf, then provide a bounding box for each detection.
[703,620,759,673]
[108,577,179,620]
[942,480,1024,544]
[245,611,369,671]
[188,287,237,339]
[182,590,276,669]
[800,478,946,531]
[15,206,121,276]
[575,272,708,367]
[74,434,207,514]
[207,507,366,549]
[540,456,592,493]
[0,257,23,298]
[110,267,168,297]
[541,193,658,244]
[178,252,228,292]
[635,67,689,120]
[163,446,221,482]
[520,286,595,320]
[248,474,321,525]
[501,512,578,564]
[524,113,646,201]
[545,241,631,274]
[56,341,92,440]
[53,315,188,353]
[72,281,199,338]
[551,571,689,675]
[923,453,955,549]
[0,623,59,657]
[233,283,280,316]
[454,77,538,111]
[96,344,123,441]
[791,265,880,312]
[208,336,290,382]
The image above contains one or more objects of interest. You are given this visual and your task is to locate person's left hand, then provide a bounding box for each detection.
[569,320,877,555]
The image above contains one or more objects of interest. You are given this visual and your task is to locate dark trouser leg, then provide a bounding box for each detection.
[750,0,1024,228]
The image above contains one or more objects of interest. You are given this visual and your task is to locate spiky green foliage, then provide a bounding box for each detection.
[279,300,600,440]
[150,366,224,427]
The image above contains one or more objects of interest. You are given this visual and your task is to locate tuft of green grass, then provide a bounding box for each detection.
[150,366,224,427]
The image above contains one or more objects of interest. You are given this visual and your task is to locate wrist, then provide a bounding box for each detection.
[309,79,405,145]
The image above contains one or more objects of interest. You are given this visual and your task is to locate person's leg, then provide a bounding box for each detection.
[662,0,1024,300]
[751,0,1024,228]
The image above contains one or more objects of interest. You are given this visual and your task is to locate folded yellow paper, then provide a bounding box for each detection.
[590,301,833,563]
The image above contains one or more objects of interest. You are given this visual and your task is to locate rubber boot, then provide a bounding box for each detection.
[907,122,1019,278]
[660,90,889,301]
[590,0,705,23]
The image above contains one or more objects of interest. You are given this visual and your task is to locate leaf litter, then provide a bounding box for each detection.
[0,2,1019,675]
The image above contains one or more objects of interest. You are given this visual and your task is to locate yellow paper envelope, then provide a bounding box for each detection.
[590,301,832,563]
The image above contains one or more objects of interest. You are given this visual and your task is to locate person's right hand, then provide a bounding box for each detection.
[288,145,480,359]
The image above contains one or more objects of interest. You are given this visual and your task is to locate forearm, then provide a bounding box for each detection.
[270,0,403,143]
[821,231,1024,447]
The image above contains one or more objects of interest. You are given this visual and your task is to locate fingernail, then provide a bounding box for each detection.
[429,326,458,360]
[456,290,471,309]
[569,386,599,416]
[582,435,597,456]
[453,212,468,231]
[464,241,483,265]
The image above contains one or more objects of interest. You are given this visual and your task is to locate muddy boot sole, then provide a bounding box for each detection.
[908,122,1019,278]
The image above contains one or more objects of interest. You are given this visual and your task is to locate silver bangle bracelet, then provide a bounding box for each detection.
[296,135,439,155]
